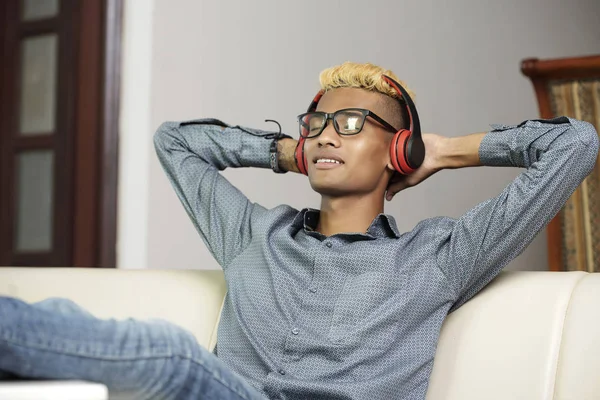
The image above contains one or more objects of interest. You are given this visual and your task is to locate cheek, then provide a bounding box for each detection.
[351,139,390,171]
[302,141,315,165]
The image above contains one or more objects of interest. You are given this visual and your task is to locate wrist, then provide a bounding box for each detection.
[277,138,300,173]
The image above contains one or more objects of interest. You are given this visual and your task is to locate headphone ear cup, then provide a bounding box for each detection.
[390,130,417,175]
[295,138,308,175]
[406,135,425,171]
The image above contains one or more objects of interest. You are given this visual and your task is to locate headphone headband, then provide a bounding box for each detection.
[307,90,325,112]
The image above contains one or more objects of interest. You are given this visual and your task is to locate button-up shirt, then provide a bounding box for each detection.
[154,116,599,400]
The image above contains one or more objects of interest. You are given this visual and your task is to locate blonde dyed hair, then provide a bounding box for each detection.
[319,62,415,103]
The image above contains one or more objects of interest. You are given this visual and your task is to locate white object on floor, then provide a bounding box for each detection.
[0,380,108,400]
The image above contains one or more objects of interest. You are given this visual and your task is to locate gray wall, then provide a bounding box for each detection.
[122,0,600,270]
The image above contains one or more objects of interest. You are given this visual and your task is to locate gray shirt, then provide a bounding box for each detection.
[154,116,598,400]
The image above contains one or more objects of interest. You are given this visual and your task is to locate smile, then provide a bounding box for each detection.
[316,159,343,164]
[314,158,344,170]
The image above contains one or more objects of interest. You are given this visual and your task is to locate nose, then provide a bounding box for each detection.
[316,119,340,148]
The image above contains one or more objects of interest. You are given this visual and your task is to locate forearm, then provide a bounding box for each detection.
[434,116,593,170]
[154,119,274,171]
[436,133,485,170]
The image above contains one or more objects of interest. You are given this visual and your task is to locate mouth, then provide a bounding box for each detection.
[313,157,345,170]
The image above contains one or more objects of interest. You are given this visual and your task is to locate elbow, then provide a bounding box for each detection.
[153,121,179,153]
[571,119,599,171]
[591,129,600,160]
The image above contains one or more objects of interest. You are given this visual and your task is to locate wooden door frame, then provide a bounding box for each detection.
[74,0,122,267]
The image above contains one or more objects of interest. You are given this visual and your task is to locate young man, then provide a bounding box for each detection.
[0,62,598,400]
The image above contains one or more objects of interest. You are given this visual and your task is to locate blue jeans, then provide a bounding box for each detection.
[0,296,268,400]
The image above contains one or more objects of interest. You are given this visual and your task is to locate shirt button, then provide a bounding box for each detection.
[291,328,299,335]
[278,369,286,375]
[325,242,332,248]
[309,287,317,293]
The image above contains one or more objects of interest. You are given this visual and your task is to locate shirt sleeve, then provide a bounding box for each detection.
[153,118,275,268]
[437,117,599,310]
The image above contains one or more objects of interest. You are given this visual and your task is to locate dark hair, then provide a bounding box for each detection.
[380,95,410,131]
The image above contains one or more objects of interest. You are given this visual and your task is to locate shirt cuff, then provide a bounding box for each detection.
[478,117,572,168]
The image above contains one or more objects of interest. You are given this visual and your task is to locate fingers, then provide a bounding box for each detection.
[386,181,407,201]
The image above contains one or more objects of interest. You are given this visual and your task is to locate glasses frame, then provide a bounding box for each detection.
[297,107,398,138]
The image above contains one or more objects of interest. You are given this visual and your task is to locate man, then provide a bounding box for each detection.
[0,62,598,400]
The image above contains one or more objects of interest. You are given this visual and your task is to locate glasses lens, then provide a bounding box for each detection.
[299,113,325,138]
[335,110,365,135]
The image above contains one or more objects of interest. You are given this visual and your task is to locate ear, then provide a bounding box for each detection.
[386,157,395,173]
[385,161,396,187]
[385,159,396,172]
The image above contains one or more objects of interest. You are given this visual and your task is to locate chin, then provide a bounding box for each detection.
[309,180,349,197]
[309,175,369,197]
[309,173,385,199]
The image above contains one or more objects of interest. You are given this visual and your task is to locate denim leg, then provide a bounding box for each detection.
[0,369,18,380]
[0,296,268,400]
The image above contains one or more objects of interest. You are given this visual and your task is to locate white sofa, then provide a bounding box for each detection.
[0,268,598,400]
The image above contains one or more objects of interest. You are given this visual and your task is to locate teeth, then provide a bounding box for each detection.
[316,159,341,164]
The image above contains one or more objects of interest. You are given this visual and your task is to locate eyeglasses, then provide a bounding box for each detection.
[297,108,397,139]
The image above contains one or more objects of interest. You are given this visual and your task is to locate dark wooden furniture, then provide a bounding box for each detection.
[0,0,122,267]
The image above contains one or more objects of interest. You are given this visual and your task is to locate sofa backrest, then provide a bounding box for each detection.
[0,268,597,400]
[427,270,599,400]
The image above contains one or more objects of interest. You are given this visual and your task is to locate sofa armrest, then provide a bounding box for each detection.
[0,268,227,350]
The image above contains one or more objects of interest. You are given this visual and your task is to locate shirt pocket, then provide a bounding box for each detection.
[328,271,405,349]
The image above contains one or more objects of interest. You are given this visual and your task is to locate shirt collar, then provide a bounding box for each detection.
[291,208,401,239]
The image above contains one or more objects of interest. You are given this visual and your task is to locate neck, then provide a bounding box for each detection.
[317,193,385,237]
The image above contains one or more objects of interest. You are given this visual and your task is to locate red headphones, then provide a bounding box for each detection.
[294,75,425,176]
